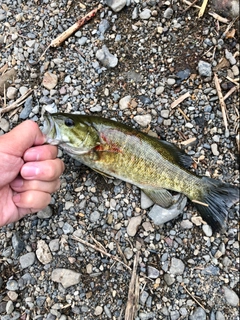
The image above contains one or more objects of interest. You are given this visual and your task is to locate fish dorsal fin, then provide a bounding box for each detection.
[159,140,193,169]
[141,188,175,208]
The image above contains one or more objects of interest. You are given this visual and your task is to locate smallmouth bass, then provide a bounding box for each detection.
[42,112,239,231]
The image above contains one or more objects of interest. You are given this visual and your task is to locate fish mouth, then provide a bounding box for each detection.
[41,112,62,145]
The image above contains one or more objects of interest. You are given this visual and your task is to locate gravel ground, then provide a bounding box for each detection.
[0,1,239,319]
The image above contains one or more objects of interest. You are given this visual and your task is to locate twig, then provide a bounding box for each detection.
[51,4,102,47]
[182,0,198,12]
[192,199,209,207]
[214,73,229,136]
[71,235,131,271]
[125,251,140,320]
[182,0,229,23]
[208,12,229,23]
[171,92,191,121]
[0,88,34,116]
[183,285,208,312]
[223,86,238,101]
[171,92,190,108]
[198,0,209,18]
[222,16,239,38]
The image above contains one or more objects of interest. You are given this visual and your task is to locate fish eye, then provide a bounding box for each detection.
[64,118,75,127]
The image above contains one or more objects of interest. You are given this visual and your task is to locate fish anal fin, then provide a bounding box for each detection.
[142,188,175,208]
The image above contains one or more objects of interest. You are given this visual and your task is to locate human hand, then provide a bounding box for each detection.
[0,120,65,227]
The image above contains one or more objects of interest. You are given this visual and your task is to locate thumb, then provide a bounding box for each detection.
[0,120,46,157]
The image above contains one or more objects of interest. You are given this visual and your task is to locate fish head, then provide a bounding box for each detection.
[42,112,100,155]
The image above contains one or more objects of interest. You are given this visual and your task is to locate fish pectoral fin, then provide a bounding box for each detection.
[92,168,114,179]
[142,188,176,208]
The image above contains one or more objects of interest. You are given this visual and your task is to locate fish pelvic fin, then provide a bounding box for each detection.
[193,177,239,232]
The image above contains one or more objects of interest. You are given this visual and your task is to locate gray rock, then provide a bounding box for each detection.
[6,279,19,291]
[6,300,14,315]
[169,257,185,275]
[140,9,151,20]
[147,265,160,279]
[127,215,142,236]
[141,191,154,209]
[51,268,81,288]
[90,211,100,223]
[216,311,225,320]
[0,118,10,132]
[189,307,207,320]
[119,95,131,110]
[198,60,212,77]
[202,224,213,237]
[134,114,152,126]
[12,233,25,257]
[36,240,52,264]
[180,219,193,229]
[222,286,239,306]
[211,143,219,156]
[225,49,236,65]
[106,0,126,12]
[96,45,118,68]
[148,195,187,225]
[62,222,74,234]
[19,96,33,119]
[164,8,174,19]
[37,206,53,219]
[49,239,60,252]
[163,273,175,286]
[7,86,18,99]
[140,290,149,305]
[19,252,35,269]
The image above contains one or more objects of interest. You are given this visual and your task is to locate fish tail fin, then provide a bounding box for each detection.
[192,177,239,232]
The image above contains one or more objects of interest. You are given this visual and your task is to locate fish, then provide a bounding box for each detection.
[42,112,239,231]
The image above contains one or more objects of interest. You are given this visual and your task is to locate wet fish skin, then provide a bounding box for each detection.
[42,112,239,231]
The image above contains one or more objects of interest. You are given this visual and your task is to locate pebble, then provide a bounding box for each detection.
[133,114,152,127]
[11,233,25,257]
[225,49,236,65]
[198,60,212,77]
[124,247,133,260]
[147,265,160,279]
[139,9,151,20]
[127,215,142,236]
[49,239,60,252]
[36,240,52,265]
[0,118,10,132]
[164,8,174,19]
[140,191,154,209]
[96,45,118,68]
[37,206,53,219]
[189,307,206,320]
[6,86,18,100]
[51,268,81,288]
[211,143,219,156]
[216,311,225,320]
[148,195,187,225]
[6,280,19,291]
[222,286,239,306]
[106,0,126,12]
[202,224,213,237]
[119,95,131,110]
[164,273,175,286]
[42,72,58,90]
[6,301,14,315]
[19,252,35,269]
[94,306,103,316]
[169,257,185,275]
[180,219,193,229]
[90,211,100,223]
[19,96,33,119]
